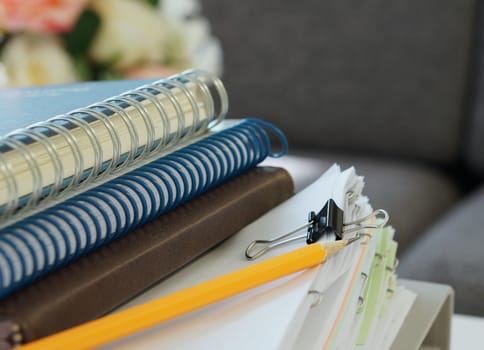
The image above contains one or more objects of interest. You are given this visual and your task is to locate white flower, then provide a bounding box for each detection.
[89,0,169,70]
[178,17,223,76]
[0,62,8,87]
[161,0,223,75]
[0,33,78,86]
[162,0,201,19]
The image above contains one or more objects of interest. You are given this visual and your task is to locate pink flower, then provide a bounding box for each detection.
[124,64,181,79]
[0,0,89,34]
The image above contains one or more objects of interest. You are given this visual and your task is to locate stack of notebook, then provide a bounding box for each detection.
[0,70,295,348]
[0,70,415,350]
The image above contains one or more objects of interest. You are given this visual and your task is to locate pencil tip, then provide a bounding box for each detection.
[322,240,349,257]
[322,235,365,257]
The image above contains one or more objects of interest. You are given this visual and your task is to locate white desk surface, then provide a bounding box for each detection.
[452,314,484,349]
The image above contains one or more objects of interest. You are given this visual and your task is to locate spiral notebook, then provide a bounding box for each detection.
[0,69,228,225]
[0,72,288,299]
[0,118,287,298]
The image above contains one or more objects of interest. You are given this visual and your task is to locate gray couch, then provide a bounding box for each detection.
[201,0,484,315]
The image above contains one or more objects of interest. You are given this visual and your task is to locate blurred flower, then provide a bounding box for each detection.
[124,64,179,80]
[174,17,223,76]
[89,0,169,70]
[0,0,89,34]
[0,0,222,86]
[162,0,222,76]
[0,62,8,87]
[0,33,78,86]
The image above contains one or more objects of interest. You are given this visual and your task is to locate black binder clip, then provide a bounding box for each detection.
[307,199,344,244]
[245,199,388,260]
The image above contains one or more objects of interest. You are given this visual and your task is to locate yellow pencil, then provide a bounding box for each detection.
[18,240,355,350]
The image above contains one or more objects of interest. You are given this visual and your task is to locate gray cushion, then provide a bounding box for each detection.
[467,103,484,175]
[202,0,476,164]
[466,3,484,176]
[398,185,484,315]
[262,152,460,252]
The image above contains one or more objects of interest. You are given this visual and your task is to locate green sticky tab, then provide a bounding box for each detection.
[356,226,393,345]
[356,227,384,314]
[379,238,398,317]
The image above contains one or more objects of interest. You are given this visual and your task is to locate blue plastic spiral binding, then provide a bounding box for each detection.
[0,118,287,298]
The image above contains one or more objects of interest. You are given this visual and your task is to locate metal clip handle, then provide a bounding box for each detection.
[245,223,311,260]
[343,209,389,235]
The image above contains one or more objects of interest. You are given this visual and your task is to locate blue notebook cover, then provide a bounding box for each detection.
[0,79,155,135]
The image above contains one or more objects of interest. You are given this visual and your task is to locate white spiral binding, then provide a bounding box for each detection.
[0,69,228,221]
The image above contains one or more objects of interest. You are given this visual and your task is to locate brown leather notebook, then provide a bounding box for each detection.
[0,166,293,349]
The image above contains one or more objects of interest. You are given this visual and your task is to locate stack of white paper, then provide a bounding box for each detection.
[102,164,415,350]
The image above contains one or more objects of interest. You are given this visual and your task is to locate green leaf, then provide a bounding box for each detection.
[72,56,94,81]
[98,68,125,81]
[0,34,11,51]
[62,9,100,57]
[142,0,160,7]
